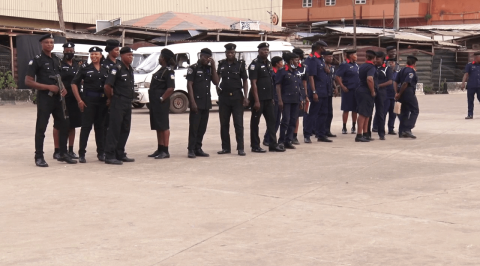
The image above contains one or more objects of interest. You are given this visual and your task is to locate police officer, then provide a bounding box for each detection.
[461,52,480,119]
[395,55,419,139]
[292,48,308,145]
[249,42,284,153]
[370,51,392,140]
[335,49,360,134]
[262,56,283,147]
[71,46,109,163]
[276,52,302,149]
[355,50,377,142]
[385,58,399,135]
[147,48,176,159]
[303,40,332,143]
[103,47,136,164]
[25,34,77,166]
[324,50,338,137]
[53,42,81,159]
[104,39,121,69]
[186,48,220,158]
[216,43,248,156]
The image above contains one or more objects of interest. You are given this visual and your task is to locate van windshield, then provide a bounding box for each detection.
[135,52,160,74]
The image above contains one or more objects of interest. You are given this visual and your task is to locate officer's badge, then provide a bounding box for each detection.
[170,74,175,80]
[28,60,33,65]
[187,68,193,74]
[111,69,117,75]
[68,44,71,48]
[250,65,255,70]
[409,73,414,78]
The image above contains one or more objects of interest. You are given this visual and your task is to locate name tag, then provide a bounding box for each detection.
[122,74,127,77]
[87,71,94,73]
[197,70,203,73]
[261,65,265,68]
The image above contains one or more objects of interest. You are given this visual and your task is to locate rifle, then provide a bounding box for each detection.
[49,74,69,120]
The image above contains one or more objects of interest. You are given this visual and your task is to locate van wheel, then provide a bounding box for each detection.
[146,103,150,109]
[170,92,188,113]
[132,102,145,108]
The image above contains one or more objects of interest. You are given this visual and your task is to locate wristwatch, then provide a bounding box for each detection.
[160,97,164,102]
[312,91,317,94]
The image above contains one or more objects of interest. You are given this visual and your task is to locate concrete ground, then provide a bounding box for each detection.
[1,93,480,266]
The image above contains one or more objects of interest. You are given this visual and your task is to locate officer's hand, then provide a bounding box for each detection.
[461,83,465,91]
[60,88,67,97]
[341,86,349,93]
[48,85,59,94]
[191,103,198,113]
[305,96,310,103]
[278,101,284,112]
[334,89,340,97]
[253,101,260,112]
[243,98,249,107]
[300,101,304,110]
[208,58,215,66]
[395,93,400,101]
[78,101,87,112]
[106,99,110,107]
[371,91,376,97]
[313,93,319,102]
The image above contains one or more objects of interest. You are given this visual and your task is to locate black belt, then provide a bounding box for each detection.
[83,91,105,98]
[221,88,242,96]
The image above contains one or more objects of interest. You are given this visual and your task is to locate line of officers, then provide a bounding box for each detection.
[28,34,419,168]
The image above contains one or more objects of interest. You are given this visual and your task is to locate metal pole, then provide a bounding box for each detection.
[9,35,14,79]
[121,28,125,47]
[56,0,66,36]
[393,0,400,31]
[438,57,442,93]
[352,0,357,49]
[165,31,168,46]
[383,10,385,35]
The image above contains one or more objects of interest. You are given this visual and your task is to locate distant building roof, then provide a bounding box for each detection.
[407,24,480,31]
[123,11,283,32]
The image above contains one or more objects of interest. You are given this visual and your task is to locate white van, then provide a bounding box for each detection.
[133,41,294,113]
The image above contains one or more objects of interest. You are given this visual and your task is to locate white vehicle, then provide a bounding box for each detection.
[133,41,294,113]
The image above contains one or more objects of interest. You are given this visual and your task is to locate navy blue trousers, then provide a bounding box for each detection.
[279,103,299,144]
[303,97,328,138]
[398,89,419,134]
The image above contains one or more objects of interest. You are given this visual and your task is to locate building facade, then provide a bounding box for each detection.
[283,0,480,27]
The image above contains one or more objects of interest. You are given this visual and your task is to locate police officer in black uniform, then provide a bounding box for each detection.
[324,50,337,137]
[25,34,77,166]
[216,43,248,156]
[249,42,285,153]
[71,46,109,163]
[53,42,82,159]
[104,39,121,69]
[147,48,176,159]
[395,56,419,139]
[186,48,220,158]
[104,47,136,165]
[292,48,308,144]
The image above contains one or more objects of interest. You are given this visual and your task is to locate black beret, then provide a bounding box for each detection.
[292,48,304,56]
[282,52,290,62]
[105,39,120,52]
[89,46,103,53]
[258,42,269,49]
[387,57,397,61]
[224,43,236,50]
[63,42,75,48]
[366,50,376,56]
[375,51,385,58]
[345,49,357,54]
[39,33,54,42]
[200,48,212,56]
[407,55,418,61]
[289,52,299,59]
[474,52,480,56]
[324,51,334,55]
[271,56,283,66]
[315,40,328,47]
[161,48,174,59]
[386,46,396,51]
[120,47,133,54]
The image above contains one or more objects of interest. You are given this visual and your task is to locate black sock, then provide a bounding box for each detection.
[343,123,347,130]
[158,145,162,151]
[55,148,59,153]
[356,133,362,138]
[163,146,169,153]
[69,146,73,153]
[293,133,298,138]
[352,122,356,129]
[363,133,368,137]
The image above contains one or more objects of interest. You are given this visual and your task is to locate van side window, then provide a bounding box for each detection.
[176,53,190,69]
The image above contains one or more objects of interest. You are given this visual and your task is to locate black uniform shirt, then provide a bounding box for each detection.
[72,62,109,93]
[105,61,135,99]
[186,62,213,110]
[103,57,120,70]
[248,56,274,101]
[150,66,175,94]
[275,66,302,104]
[26,51,61,95]
[376,65,392,92]
[358,61,377,93]
[217,58,247,98]
[59,60,79,98]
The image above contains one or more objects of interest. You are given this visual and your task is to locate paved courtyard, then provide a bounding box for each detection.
[1,93,480,265]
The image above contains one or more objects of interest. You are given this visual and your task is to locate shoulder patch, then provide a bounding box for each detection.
[116,64,122,70]
[170,74,175,80]
[28,60,33,65]
[111,69,117,75]
[187,68,193,74]
[409,73,414,78]
[166,66,172,71]
[35,54,40,59]
[81,63,87,68]
[250,64,255,70]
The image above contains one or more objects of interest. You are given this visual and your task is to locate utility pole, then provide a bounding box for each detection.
[56,0,66,36]
[393,0,400,31]
[352,0,357,49]
[270,0,273,32]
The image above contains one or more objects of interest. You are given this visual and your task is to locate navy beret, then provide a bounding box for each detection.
[39,33,54,42]
[89,46,103,53]
[366,50,377,56]
[224,43,236,50]
[271,56,283,66]
[258,42,269,49]
[315,40,328,47]
[292,48,304,56]
[324,51,334,55]
[63,42,75,48]
[386,46,396,51]
[375,51,385,58]
[345,49,357,54]
[120,47,133,54]
[201,48,212,56]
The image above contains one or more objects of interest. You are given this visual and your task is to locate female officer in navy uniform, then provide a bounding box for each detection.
[335,49,359,134]
[355,50,377,142]
[147,49,176,159]
[71,47,109,163]
[53,42,82,160]
[276,52,302,149]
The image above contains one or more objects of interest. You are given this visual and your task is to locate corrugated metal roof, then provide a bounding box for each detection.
[325,26,393,35]
[408,24,480,31]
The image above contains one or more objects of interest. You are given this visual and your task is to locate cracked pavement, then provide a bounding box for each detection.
[1,93,479,265]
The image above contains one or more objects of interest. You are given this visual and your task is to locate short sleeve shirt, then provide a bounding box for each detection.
[59,60,79,98]
[26,51,61,95]
[72,63,109,93]
[150,66,175,94]
[105,61,135,99]
[248,56,274,101]
[217,59,247,93]
[377,65,393,92]
[305,54,329,98]
[275,67,302,104]
[186,62,213,110]
[336,60,360,90]
[396,66,418,94]
[464,62,480,89]
[358,62,377,93]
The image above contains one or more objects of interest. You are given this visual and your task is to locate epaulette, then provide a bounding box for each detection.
[166,66,172,71]
[190,63,198,68]
[35,54,41,59]
[115,64,122,70]
[81,63,87,68]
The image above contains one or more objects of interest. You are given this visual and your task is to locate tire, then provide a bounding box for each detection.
[169,92,189,113]
[146,103,150,110]
[132,102,145,108]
